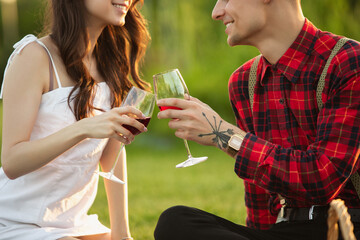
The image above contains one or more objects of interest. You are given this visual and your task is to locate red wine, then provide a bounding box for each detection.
[123,117,151,135]
[159,106,182,111]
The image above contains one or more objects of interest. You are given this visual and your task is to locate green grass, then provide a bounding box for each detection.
[90,134,246,240]
[0,101,246,240]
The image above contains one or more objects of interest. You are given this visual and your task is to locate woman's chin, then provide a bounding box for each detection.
[114,18,126,27]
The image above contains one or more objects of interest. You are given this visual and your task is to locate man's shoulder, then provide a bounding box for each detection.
[314,33,360,85]
[340,38,360,55]
[315,30,360,57]
[336,38,360,74]
[229,56,260,83]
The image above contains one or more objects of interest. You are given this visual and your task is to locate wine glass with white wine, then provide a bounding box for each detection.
[153,69,208,168]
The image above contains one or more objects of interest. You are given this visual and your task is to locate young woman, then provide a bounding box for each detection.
[0,0,150,239]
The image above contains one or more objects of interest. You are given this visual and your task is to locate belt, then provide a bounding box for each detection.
[276,205,360,223]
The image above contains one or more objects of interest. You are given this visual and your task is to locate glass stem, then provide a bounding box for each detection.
[183,139,193,159]
[109,143,125,177]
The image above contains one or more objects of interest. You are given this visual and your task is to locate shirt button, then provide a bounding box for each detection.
[279,99,284,104]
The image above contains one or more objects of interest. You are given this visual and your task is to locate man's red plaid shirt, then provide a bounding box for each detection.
[229,19,360,230]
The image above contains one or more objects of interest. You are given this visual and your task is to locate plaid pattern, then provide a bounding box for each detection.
[229,19,360,230]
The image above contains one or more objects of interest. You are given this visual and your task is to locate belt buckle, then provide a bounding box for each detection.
[309,205,315,220]
[276,207,287,223]
[276,199,288,223]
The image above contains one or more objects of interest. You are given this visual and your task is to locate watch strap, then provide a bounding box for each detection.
[226,133,246,157]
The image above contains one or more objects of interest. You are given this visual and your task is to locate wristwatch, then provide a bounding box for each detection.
[226,132,246,157]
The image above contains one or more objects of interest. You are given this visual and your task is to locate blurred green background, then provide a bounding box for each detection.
[1,0,360,239]
[2,0,360,126]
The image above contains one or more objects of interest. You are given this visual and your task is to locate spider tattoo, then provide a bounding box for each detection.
[198,112,234,149]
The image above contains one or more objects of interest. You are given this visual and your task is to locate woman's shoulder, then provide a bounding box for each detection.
[38,35,60,56]
[3,36,52,95]
[10,36,50,68]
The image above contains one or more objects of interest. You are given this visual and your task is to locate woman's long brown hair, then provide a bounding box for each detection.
[45,0,150,120]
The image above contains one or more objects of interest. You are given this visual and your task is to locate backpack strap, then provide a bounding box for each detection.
[351,173,360,199]
[316,38,349,109]
[248,38,360,199]
[316,38,360,199]
[249,55,261,112]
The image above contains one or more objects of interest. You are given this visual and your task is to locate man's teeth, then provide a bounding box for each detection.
[226,23,233,28]
[113,4,127,10]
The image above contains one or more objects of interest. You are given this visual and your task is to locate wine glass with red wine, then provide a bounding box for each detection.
[97,86,155,183]
[153,69,208,168]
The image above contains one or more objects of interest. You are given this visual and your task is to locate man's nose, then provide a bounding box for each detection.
[212,0,226,21]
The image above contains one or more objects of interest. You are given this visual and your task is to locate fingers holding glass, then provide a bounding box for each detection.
[97,86,155,183]
[153,69,208,168]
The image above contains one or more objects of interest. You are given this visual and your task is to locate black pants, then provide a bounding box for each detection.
[154,205,360,240]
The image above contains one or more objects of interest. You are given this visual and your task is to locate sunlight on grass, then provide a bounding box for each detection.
[90,134,246,240]
[0,101,246,240]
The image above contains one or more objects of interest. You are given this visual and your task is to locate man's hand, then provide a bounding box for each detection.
[157,96,238,150]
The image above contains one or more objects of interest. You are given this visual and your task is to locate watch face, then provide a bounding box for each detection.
[229,135,242,150]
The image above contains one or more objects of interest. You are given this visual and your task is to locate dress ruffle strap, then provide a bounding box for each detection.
[1,34,62,98]
[1,34,38,98]
[12,34,38,55]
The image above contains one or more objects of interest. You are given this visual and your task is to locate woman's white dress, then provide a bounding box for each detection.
[0,35,112,239]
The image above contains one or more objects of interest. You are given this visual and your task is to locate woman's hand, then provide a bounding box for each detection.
[78,106,148,144]
[157,96,235,148]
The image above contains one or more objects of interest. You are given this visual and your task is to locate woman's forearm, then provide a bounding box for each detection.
[1,120,87,179]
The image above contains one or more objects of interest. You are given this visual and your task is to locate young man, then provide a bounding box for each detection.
[154,0,360,239]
